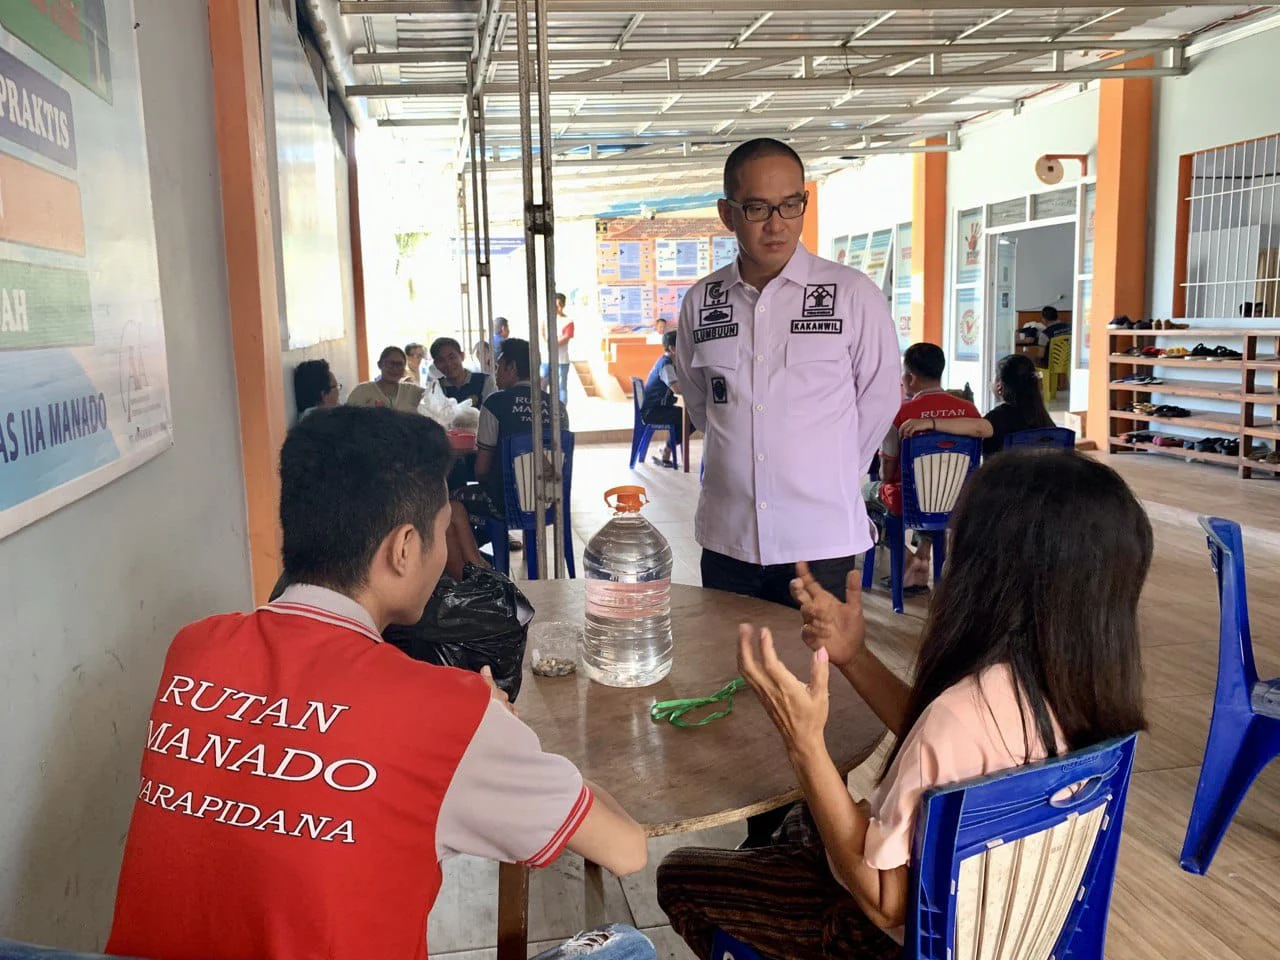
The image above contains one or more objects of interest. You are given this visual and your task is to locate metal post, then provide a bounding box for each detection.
[457,172,473,349]
[477,90,496,363]
[466,63,490,359]
[533,0,566,578]
[514,0,548,578]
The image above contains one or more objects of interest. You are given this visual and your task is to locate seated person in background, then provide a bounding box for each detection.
[901,353,1055,458]
[492,316,510,353]
[432,336,495,409]
[646,317,670,345]
[474,339,494,374]
[404,342,427,384]
[1041,305,1071,341]
[864,343,977,591]
[657,451,1151,960]
[640,330,683,467]
[456,338,567,522]
[293,358,340,420]
[346,345,427,412]
[107,406,648,960]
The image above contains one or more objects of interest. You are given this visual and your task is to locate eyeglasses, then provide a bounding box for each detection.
[724,193,808,223]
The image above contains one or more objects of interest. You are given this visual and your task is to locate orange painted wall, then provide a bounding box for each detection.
[209,0,288,604]
[911,138,947,346]
[1088,62,1153,448]
[802,179,820,254]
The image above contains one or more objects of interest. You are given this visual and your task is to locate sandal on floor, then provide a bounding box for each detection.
[878,576,929,597]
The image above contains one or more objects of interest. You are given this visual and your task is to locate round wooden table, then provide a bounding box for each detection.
[496,580,887,960]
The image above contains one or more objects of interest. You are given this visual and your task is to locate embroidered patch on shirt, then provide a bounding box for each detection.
[693,323,739,344]
[699,305,733,326]
[802,284,837,318]
[703,280,729,307]
[711,376,728,404]
[791,319,844,334]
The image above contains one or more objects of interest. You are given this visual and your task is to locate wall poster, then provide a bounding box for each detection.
[956,208,983,286]
[954,287,982,361]
[0,0,173,540]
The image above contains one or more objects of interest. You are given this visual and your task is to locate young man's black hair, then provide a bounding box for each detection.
[280,406,454,593]
[902,342,946,382]
[662,330,677,352]
[1041,305,1060,323]
[293,359,332,416]
[722,138,805,199]
[429,336,463,362]
[497,337,532,380]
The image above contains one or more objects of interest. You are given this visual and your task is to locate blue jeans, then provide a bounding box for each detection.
[530,925,656,960]
[540,361,571,406]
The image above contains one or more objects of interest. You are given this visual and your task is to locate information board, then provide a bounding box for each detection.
[0,1,173,540]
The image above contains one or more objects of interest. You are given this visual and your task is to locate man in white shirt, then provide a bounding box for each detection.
[675,138,899,608]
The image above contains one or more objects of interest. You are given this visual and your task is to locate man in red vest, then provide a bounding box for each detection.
[106,406,649,960]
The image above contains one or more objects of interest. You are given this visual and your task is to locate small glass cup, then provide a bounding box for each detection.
[528,620,580,678]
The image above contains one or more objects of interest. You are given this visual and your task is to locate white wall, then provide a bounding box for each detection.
[817,154,913,258]
[945,88,1099,394]
[1014,224,1076,312]
[1150,25,1280,318]
[0,0,252,948]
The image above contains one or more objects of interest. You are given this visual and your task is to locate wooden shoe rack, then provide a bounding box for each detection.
[1108,328,1280,478]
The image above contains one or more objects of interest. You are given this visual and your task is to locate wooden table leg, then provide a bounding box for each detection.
[583,860,606,929]
[497,862,530,960]
[682,407,691,474]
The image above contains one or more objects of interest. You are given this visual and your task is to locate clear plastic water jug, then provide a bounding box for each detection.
[581,485,673,687]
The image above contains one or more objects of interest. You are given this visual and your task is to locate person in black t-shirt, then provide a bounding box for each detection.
[431,336,495,409]
[900,353,1055,457]
[639,331,682,467]
[456,338,568,520]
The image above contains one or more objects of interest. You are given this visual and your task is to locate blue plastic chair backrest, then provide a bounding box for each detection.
[1200,516,1258,713]
[907,733,1138,960]
[1004,427,1076,451]
[901,433,982,531]
[630,376,645,422]
[500,430,575,524]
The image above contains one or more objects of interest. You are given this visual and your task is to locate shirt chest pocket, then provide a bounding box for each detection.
[785,336,852,415]
[691,339,741,408]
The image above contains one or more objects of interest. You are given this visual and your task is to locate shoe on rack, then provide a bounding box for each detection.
[1133,319,1154,330]
[1189,342,1214,358]
[1108,316,1133,329]
[1141,346,1161,357]
[1211,345,1243,360]
[1153,436,1183,447]
[1162,346,1189,358]
[1153,405,1191,418]
[1217,438,1240,456]
[1195,437,1220,453]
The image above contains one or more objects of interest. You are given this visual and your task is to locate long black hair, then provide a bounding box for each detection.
[882,451,1151,778]
[994,353,1054,429]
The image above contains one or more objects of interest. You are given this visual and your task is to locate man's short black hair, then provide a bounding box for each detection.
[405,342,424,356]
[495,316,510,333]
[1041,305,1060,323]
[662,330,677,351]
[429,336,462,362]
[903,342,946,382]
[293,359,331,416]
[723,138,805,200]
[497,337,531,379]
[280,407,454,593]
[555,292,566,306]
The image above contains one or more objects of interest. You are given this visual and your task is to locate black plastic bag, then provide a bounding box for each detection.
[383,564,535,701]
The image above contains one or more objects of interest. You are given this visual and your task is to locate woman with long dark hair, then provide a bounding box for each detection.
[657,451,1151,960]
[900,353,1055,456]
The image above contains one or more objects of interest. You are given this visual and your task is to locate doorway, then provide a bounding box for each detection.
[986,221,1077,413]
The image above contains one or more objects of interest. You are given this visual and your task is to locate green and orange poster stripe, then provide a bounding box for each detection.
[0,151,85,254]
[0,1,112,103]
[0,259,92,349]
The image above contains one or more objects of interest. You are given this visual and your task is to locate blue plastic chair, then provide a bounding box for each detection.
[862,433,982,614]
[713,734,1139,960]
[483,430,577,580]
[629,376,679,470]
[1003,426,1076,451]
[1179,516,1280,875]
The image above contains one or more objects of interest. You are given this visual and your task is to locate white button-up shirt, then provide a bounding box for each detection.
[675,244,900,565]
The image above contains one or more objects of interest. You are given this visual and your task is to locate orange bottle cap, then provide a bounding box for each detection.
[604,485,649,513]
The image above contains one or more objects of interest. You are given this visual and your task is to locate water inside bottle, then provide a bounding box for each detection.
[581,491,674,688]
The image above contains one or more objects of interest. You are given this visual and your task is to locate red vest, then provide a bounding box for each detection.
[107,603,490,960]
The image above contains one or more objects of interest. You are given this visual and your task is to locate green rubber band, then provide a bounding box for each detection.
[650,678,748,728]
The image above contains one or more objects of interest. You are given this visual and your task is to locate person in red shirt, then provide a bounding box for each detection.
[106,406,650,960]
[863,343,978,592]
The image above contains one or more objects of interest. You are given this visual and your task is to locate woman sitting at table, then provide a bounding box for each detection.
[900,352,1054,458]
[346,345,427,412]
[656,450,1150,959]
